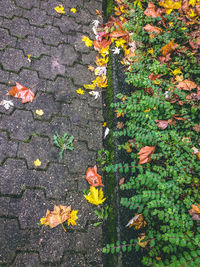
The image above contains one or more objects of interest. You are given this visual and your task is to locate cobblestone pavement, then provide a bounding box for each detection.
[0,0,104,266]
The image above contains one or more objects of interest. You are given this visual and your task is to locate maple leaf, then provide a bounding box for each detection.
[8,82,35,103]
[159,0,182,14]
[84,186,106,205]
[138,146,156,164]
[67,210,78,226]
[143,24,162,38]
[82,36,93,47]
[40,205,71,228]
[54,5,65,14]
[160,40,178,56]
[176,79,197,91]
[144,2,159,18]
[86,165,104,187]
[155,120,169,130]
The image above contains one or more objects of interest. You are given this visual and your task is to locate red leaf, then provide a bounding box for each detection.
[155,120,168,130]
[137,146,156,164]
[8,82,35,103]
[86,165,104,187]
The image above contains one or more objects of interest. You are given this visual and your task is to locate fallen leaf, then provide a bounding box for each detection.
[76,88,85,95]
[35,109,44,116]
[40,205,71,228]
[119,177,125,186]
[124,143,132,153]
[0,100,14,110]
[159,0,182,14]
[54,5,65,14]
[155,120,168,129]
[143,24,162,38]
[86,165,104,187]
[193,124,200,132]
[138,146,156,164]
[126,214,147,229]
[96,9,102,18]
[160,39,178,56]
[176,79,197,91]
[70,8,77,13]
[84,186,106,205]
[93,39,112,51]
[88,65,95,72]
[104,127,110,139]
[144,2,159,18]
[82,36,93,47]
[34,158,41,167]
[189,203,200,220]
[192,147,200,160]
[117,121,124,129]
[89,91,100,99]
[67,210,78,226]
[137,235,149,248]
[8,82,35,103]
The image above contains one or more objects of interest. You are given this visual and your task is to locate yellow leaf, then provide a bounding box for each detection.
[159,0,182,14]
[76,88,85,95]
[83,81,96,90]
[189,8,197,17]
[137,236,148,248]
[36,109,44,116]
[82,36,93,47]
[189,0,196,6]
[70,8,77,13]
[54,5,66,14]
[84,186,106,205]
[134,0,143,9]
[115,38,126,48]
[175,75,184,82]
[102,122,107,127]
[147,48,154,55]
[144,108,151,112]
[34,158,41,167]
[67,210,78,226]
[99,46,109,57]
[172,68,182,75]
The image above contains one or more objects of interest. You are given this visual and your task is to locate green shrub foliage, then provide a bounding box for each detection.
[103,0,200,266]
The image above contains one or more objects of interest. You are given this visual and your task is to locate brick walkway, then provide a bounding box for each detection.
[0,0,104,266]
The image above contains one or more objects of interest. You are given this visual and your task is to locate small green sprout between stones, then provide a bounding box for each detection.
[53,132,74,159]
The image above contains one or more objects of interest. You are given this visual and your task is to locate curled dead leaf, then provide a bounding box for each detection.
[86,165,104,187]
[138,146,156,164]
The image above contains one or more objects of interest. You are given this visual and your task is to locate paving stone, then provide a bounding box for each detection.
[23,8,52,27]
[64,142,96,173]
[84,0,103,16]
[0,110,36,141]
[62,0,84,7]
[61,253,86,267]
[15,0,40,9]
[3,17,35,38]
[33,55,65,80]
[50,44,79,66]
[70,32,91,53]
[40,0,70,16]
[9,69,40,88]
[13,253,40,267]
[54,16,83,34]
[0,197,10,216]
[26,93,60,120]
[46,77,77,101]
[75,9,96,25]
[18,136,57,169]
[0,159,34,195]
[0,28,17,50]
[79,121,102,151]
[0,218,29,264]
[0,0,22,18]
[17,190,51,229]
[82,51,97,65]
[36,25,67,46]
[0,131,18,164]
[66,64,95,85]
[1,48,30,72]
[18,36,50,58]
[0,70,9,84]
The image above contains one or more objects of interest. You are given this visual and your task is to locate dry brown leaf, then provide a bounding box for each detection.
[155,120,168,130]
[160,39,178,56]
[138,146,156,164]
[119,177,125,186]
[176,79,197,91]
[138,235,149,248]
[41,205,71,228]
[193,124,200,133]
[143,24,162,38]
[127,214,147,229]
[117,121,124,129]
[144,2,159,18]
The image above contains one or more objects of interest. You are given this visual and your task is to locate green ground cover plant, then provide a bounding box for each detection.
[101,0,200,266]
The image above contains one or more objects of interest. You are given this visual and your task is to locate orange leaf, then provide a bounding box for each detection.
[117,121,124,129]
[143,24,162,37]
[86,165,104,187]
[138,146,156,164]
[144,2,159,18]
[160,39,178,56]
[41,205,71,228]
[191,204,200,214]
[127,214,147,229]
[8,82,35,103]
[176,79,197,91]
[93,39,112,51]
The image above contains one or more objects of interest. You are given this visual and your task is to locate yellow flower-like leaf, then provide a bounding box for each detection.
[172,68,182,75]
[82,36,93,47]
[189,8,197,17]
[95,75,108,88]
[102,122,107,127]
[96,56,109,66]
[138,235,149,248]
[76,88,85,95]
[189,0,196,6]
[134,0,143,9]
[34,158,41,167]
[115,38,126,48]
[84,186,106,205]
[144,108,151,112]
[83,80,97,90]
[159,0,182,14]
[70,8,77,13]
[36,109,44,116]
[68,210,78,226]
[40,217,48,226]
[147,48,154,55]
[27,54,31,62]
[99,46,109,57]
[54,5,66,14]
